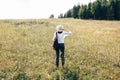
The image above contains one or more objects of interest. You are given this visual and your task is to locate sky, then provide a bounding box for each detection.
[0,0,96,19]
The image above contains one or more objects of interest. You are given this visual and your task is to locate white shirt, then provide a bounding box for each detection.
[53,31,72,43]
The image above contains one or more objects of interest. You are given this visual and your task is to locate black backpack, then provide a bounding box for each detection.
[53,32,58,50]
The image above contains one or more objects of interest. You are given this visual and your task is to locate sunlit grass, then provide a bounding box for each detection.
[0,19,120,80]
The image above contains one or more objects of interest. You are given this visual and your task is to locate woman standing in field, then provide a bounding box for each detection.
[53,25,72,69]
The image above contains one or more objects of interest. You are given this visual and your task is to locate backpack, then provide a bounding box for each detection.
[53,32,58,50]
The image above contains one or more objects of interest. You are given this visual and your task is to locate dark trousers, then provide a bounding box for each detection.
[55,43,65,67]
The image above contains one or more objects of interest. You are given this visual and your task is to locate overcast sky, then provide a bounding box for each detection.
[0,0,96,19]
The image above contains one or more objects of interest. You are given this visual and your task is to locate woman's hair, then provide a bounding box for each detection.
[56,25,64,31]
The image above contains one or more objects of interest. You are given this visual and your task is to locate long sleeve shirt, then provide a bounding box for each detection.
[53,31,72,44]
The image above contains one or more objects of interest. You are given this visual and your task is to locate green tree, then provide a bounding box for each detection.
[94,0,102,19]
[116,0,120,20]
[72,5,80,18]
[107,0,116,20]
[58,13,64,18]
[49,14,54,18]
[101,0,108,19]
[87,3,93,19]
[59,0,120,20]
[79,5,84,19]
[65,9,72,18]
[79,5,88,19]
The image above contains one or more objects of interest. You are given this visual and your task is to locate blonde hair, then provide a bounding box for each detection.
[56,25,64,31]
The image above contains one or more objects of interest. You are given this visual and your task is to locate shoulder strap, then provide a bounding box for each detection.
[56,32,58,39]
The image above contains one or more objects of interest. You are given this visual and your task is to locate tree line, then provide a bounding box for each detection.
[58,0,120,20]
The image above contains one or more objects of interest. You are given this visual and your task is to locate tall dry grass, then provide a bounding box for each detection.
[0,19,120,80]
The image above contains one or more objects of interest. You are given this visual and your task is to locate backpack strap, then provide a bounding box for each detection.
[56,32,58,39]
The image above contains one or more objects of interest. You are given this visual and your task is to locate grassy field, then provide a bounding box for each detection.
[0,19,120,80]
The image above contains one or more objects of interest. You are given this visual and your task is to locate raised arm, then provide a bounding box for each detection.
[63,31,72,35]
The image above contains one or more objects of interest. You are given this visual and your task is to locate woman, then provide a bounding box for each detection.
[53,25,72,69]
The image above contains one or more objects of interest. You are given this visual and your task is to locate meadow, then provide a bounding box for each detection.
[0,19,120,80]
